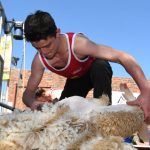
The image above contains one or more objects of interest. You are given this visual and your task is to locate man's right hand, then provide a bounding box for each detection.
[30,101,46,110]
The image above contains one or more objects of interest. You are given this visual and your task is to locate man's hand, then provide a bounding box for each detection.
[127,92,150,124]
[30,101,46,110]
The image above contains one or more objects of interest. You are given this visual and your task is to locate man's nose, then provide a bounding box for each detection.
[40,48,48,54]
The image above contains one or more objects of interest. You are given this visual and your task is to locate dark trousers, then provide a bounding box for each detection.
[59,59,113,104]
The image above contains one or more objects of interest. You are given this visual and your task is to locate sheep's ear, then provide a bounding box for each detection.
[120,83,135,101]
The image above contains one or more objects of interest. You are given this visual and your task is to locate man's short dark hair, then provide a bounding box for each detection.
[24,10,57,42]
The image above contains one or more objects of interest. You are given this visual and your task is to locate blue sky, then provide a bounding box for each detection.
[1,0,150,79]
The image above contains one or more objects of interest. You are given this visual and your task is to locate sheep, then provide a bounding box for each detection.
[59,95,144,137]
[0,93,144,150]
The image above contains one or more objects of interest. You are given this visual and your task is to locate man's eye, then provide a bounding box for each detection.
[37,48,41,51]
[45,43,51,48]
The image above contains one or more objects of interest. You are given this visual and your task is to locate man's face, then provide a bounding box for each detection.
[32,36,59,59]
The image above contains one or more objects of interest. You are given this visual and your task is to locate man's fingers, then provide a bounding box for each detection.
[37,104,43,110]
[143,110,150,124]
[126,100,139,106]
[127,100,150,124]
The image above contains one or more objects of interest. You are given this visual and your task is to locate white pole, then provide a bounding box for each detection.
[23,36,26,90]
[0,16,3,39]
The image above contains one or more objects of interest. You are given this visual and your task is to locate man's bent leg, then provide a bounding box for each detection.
[59,73,93,100]
[90,59,113,104]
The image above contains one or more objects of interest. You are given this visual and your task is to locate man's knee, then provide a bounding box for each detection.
[91,59,113,77]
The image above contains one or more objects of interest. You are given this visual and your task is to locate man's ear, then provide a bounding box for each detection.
[56,28,61,37]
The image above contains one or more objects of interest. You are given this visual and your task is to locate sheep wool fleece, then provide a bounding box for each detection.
[0,95,143,150]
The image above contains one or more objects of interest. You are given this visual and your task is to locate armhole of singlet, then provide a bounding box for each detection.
[38,52,47,69]
[71,33,90,62]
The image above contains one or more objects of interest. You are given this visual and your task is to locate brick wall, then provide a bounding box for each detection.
[8,68,144,110]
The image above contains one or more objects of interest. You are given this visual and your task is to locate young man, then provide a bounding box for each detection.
[23,10,150,124]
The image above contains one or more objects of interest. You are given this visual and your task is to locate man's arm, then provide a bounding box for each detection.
[74,34,150,123]
[23,53,45,110]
